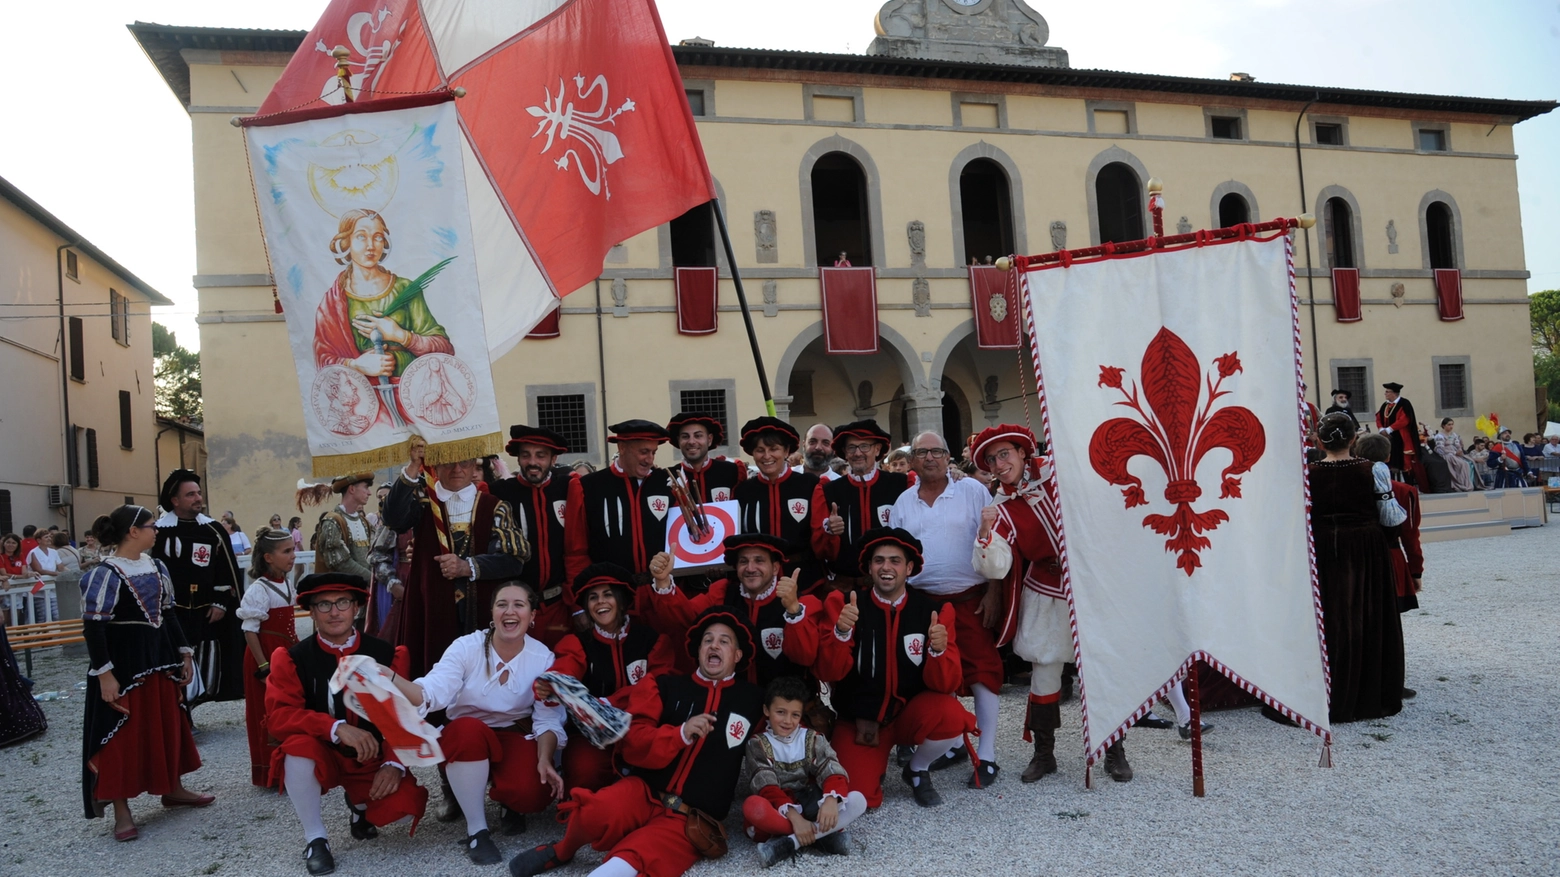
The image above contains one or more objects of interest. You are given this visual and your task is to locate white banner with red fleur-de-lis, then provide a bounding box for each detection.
[1022,235,1329,766]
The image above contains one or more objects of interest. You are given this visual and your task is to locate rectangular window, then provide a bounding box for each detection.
[1093,110,1129,135]
[1335,366,1367,406]
[684,89,706,117]
[0,489,11,535]
[1314,123,1343,145]
[69,425,83,488]
[535,394,588,454]
[1438,363,1468,411]
[118,390,133,449]
[69,316,85,381]
[110,290,125,344]
[1210,116,1242,139]
[86,428,100,488]
[1418,128,1448,152]
[959,102,1000,129]
[678,389,730,445]
[789,371,816,417]
[64,250,78,280]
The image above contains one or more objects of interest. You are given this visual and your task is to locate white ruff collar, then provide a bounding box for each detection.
[433,481,478,504]
[155,511,215,528]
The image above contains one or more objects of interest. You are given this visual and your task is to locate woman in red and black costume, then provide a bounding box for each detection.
[642,533,826,685]
[79,505,211,842]
[268,573,428,876]
[734,417,826,593]
[813,419,915,590]
[540,563,679,792]
[564,420,674,585]
[491,424,576,647]
[509,607,764,877]
[666,412,745,503]
[814,528,974,809]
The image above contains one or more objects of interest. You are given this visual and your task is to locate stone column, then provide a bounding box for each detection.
[902,389,945,440]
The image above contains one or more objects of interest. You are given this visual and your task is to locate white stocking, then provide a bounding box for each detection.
[908,736,960,774]
[1167,680,1191,726]
[972,683,1000,762]
[587,857,639,877]
[812,791,868,838]
[445,759,492,835]
[284,755,327,843]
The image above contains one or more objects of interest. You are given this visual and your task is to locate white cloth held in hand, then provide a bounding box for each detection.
[329,653,445,766]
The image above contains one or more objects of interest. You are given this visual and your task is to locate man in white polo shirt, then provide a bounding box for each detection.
[889,431,1003,788]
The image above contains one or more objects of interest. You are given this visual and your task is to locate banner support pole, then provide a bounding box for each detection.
[1187,662,1205,797]
[710,198,776,417]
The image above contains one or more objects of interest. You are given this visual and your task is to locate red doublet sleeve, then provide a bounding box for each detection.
[643,578,719,635]
[756,784,796,810]
[810,592,855,683]
[809,481,839,561]
[563,473,590,583]
[780,595,825,667]
[820,775,851,799]
[617,676,688,770]
[922,603,963,695]
[548,634,589,680]
[265,646,336,742]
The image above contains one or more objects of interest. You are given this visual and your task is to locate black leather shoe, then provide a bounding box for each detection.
[900,766,942,807]
[894,744,914,767]
[1177,720,1214,740]
[757,835,798,868]
[928,746,968,771]
[812,830,850,856]
[967,761,1000,789]
[1402,687,1417,699]
[498,805,527,836]
[509,843,565,877]
[303,838,335,876]
[345,792,378,840]
[466,829,503,865]
[1135,712,1174,729]
[437,785,464,823]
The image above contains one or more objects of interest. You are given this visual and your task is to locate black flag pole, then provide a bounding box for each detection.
[709,198,777,417]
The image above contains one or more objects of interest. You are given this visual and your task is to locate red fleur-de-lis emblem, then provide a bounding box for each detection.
[1089,327,1266,576]
[906,637,923,656]
[765,632,783,649]
[791,501,804,515]
[651,498,666,512]
[729,719,745,739]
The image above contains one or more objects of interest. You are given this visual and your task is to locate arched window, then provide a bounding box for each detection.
[1218,192,1250,228]
[1095,162,1144,244]
[1324,196,1355,269]
[668,203,716,267]
[811,152,872,266]
[958,158,1014,264]
[1426,201,1456,269]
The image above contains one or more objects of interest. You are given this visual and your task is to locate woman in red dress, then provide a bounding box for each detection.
[235,528,299,787]
[79,506,213,841]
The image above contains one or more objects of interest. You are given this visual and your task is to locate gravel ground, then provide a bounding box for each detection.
[6,523,1558,877]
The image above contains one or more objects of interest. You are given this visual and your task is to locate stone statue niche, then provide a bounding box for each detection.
[754,210,778,263]
[870,0,1069,68]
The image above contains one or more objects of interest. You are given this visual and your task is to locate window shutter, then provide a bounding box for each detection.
[86,428,100,488]
[69,317,85,380]
[119,391,133,449]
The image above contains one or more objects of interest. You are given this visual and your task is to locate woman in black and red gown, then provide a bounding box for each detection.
[1308,413,1405,724]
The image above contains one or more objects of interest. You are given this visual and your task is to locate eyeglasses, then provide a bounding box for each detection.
[911,448,950,459]
[310,597,359,613]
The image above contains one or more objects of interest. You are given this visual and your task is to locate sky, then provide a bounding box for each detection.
[2,0,1556,352]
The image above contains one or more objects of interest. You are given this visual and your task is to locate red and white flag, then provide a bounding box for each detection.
[1021,235,1330,766]
[255,0,714,358]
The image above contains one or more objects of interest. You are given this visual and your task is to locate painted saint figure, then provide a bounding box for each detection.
[313,209,455,421]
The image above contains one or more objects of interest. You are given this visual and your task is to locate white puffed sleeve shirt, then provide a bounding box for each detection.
[413,630,566,745]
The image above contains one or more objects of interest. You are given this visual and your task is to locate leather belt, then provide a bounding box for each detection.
[660,793,694,816]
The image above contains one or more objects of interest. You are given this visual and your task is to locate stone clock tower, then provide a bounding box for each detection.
[869,0,1068,67]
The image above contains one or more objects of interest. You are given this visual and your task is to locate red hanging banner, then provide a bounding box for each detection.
[819,267,878,354]
[1331,268,1361,322]
[675,267,719,335]
[526,307,561,339]
[969,266,1019,349]
[1434,268,1464,321]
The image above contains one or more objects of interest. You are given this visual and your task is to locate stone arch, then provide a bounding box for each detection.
[949,142,1029,264]
[1209,180,1260,229]
[1313,184,1366,271]
[773,320,927,416]
[928,319,977,392]
[1085,146,1151,246]
[1417,189,1466,271]
[798,135,887,268]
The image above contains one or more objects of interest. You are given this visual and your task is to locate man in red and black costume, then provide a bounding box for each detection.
[490,424,574,647]
[564,420,673,585]
[734,417,825,592]
[155,468,245,709]
[267,573,428,875]
[1375,381,1420,483]
[667,412,744,503]
[814,528,973,809]
[382,445,528,677]
[508,607,763,877]
[643,533,825,685]
[814,419,914,591]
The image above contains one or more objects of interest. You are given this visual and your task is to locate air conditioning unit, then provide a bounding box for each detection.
[47,484,73,508]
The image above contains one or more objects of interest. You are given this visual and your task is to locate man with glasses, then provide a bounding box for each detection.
[267,573,428,875]
[889,432,1005,788]
[814,420,915,591]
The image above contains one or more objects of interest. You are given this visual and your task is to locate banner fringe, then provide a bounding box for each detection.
[310,432,501,477]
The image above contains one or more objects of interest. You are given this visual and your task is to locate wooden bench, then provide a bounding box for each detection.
[8,617,84,676]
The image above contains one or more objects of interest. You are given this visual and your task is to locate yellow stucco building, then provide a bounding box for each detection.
[0,176,172,538]
[128,2,1554,530]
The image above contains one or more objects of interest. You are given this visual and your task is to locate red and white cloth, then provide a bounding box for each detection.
[1021,235,1330,762]
[819,267,878,354]
[969,266,1020,349]
[330,653,445,767]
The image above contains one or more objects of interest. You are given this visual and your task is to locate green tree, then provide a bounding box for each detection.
[153,322,202,422]
[1534,290,1560,427]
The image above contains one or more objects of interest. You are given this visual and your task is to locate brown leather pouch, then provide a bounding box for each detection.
[854,718,880,747]
[682,806,729,858]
